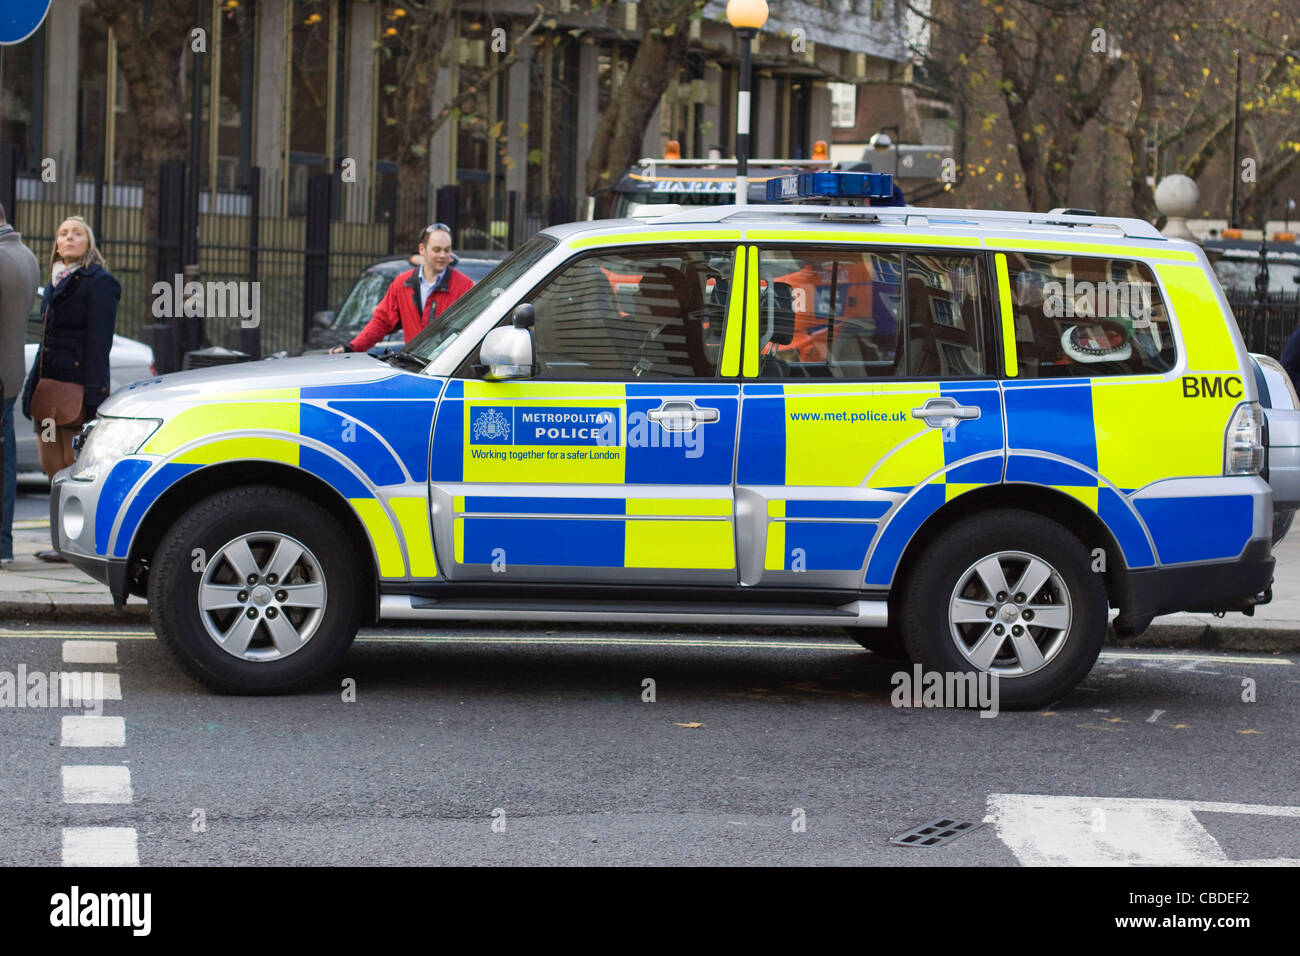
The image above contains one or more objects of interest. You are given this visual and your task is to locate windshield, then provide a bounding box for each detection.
[333,270,398,333]
[403,235,557,363]
[613,192,735,218]
[1213,259,1300,295]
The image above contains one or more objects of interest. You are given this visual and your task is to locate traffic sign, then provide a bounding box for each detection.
[0,0,53,46]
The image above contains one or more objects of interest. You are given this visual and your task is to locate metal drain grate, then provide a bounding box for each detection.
[890,818,984,847]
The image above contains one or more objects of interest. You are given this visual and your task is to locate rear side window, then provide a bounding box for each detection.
[753,247,987,379]
[1002,253,1175,377]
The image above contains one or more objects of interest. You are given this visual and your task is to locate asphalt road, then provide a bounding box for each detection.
[1,620,1297,866]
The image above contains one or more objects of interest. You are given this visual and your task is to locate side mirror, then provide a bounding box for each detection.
[312,310,335,329]
[480,324,534,381]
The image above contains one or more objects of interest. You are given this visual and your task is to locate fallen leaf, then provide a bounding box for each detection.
[1237,729,1262,735]
[674,722,703,729]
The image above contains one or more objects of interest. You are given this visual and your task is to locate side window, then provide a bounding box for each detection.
[906,253,985,377]
[477,247,733,380]
[1002,253,1176,377]
[756,249,903,378]
[755,247,986,379]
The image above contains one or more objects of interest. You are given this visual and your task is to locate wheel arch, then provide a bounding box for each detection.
[123,461,379,621]
[890,483,1134,624]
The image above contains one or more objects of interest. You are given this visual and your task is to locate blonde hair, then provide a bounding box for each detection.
[50,215,106,271]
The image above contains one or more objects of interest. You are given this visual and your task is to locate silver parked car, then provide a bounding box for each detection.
[1249,352,1300,544]
[16,297,154,473]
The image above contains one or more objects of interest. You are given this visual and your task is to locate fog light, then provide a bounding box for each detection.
[62,495,85,541]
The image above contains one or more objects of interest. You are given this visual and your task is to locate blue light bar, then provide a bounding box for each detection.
[765,171,895,203]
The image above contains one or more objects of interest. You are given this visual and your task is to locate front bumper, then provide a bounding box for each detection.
[51,473,132,607]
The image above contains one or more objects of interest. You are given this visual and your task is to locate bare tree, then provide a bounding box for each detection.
[89,0,191,286]
[377,1,548,241]
[915,0,1300,217]
[584,0,704,208]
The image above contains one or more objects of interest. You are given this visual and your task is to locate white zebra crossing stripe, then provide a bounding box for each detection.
[62,766,133,804]
[61,641,118,664]
[60,715,125,747]
[987,794,1300,866]
[56,672,120,702]
[61,827,138,866]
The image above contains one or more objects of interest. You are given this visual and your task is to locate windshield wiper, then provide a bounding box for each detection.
[386,350,428,372]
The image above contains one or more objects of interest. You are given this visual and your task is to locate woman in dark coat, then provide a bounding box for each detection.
[22,215,120,480]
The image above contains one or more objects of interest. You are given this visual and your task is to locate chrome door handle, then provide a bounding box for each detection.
[911,397,980,429]
[648,400,721,431]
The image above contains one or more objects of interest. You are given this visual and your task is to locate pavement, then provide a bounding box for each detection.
[2,478,1298,651]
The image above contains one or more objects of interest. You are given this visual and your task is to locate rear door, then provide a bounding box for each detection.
[428,244,744,585]
[734,241,1004,590]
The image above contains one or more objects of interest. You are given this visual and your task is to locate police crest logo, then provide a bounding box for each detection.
[470,407,512,443]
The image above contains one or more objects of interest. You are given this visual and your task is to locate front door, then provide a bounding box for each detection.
[428,244,744,585]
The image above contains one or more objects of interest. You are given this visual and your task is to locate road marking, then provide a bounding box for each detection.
[988,793,1300,866]
[1147,709,1165,723]
[62,766,133,804]
[56,672,120,702]
[60,715,125,747]
[0,628,153,641]
[62,640,118,664]
[61,827,138,866]
[1099,651,1293,666]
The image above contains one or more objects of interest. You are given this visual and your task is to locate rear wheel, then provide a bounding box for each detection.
[900,510,1107,710]
[148,486,363,693]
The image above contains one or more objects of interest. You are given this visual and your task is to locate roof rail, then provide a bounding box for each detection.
[632,158,833,168]
[648,203,1167,240]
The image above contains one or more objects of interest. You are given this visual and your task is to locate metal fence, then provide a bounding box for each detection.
[1226,290,1300,359]
[8,160,414,362]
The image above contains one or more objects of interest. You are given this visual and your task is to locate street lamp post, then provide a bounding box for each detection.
[869,125,900,179]
[726,0,769,207]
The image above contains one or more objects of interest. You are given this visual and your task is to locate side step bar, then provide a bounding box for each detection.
[380,595,888,628]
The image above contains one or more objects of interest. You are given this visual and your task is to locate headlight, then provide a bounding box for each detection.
[70,416,162,481]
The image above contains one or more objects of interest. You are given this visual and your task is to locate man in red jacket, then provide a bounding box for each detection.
[331,223,473,354]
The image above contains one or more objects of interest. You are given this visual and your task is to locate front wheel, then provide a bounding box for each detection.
[899,510,1107,710]
[148,486,363,693]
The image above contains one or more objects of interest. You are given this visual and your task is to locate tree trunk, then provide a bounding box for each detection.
[396,156,433,253]
[585,1,698,209]
[90,0,190,289]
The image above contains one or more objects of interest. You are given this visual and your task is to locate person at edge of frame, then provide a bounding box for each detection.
[0,202,42,566]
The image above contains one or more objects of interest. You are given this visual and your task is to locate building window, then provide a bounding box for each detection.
[871,0,886,21]
[829,82,856,128]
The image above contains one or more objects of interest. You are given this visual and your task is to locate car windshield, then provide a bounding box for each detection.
[333,270,401,333]
[1213,258,1300,295]
[613,192,735,218]
[403,235,556,363]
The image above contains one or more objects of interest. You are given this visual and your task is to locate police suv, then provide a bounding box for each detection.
[54,173,1280,708]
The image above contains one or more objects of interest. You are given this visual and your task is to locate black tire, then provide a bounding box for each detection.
[845,626,910,661]
[148,486,363,694]
[899,509,1107,710]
